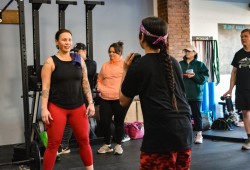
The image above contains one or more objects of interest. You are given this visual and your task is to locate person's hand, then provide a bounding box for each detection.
[86,103,95,117]
[41,108,53,125]
[187,72,195,78]
[223,90,232,97]
[123,53,135,71]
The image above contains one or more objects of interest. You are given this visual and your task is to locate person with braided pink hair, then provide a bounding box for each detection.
[120,17,193,169]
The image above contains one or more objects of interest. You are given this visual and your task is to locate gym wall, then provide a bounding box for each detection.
[1,0,250,146]
[0,0,154,146]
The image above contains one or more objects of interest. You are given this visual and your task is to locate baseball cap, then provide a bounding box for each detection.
[183,44,196,52]
[71,43,86,52]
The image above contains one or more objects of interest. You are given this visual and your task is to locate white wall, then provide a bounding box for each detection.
[0,0,153,146]
[190,0,250,39]
[190,0,250,118]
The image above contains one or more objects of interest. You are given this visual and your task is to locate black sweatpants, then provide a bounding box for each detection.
[99,98,128,144]
[188,101,202,132]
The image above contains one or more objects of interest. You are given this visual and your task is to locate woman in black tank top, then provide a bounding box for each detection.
[41,29,95,170]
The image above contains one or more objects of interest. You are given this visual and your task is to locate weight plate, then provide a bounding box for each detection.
[38,121,44,132]
[30,141,41,170]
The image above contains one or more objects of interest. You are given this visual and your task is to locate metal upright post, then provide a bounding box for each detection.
[56,0,77,30]
[29,0,51,87]
[29,0,51,142]
[17,0,30,157]
[85,7,93,59]
[84,1,104,60]
[32,3,42,84]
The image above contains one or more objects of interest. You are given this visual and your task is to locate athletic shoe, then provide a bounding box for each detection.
[242,139,250,150]
[18,165,30,170]
[56,152,61,161]
[121,134,131,143]
[114,144,123,155]
[195,134,203,144]
[97,144,113,154]
[58,146,71,155]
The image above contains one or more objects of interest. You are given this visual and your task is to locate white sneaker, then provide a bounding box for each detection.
[114,144,123,155]
[121,134,131,143]
[195,134,203,144]
[242,139,250,150]
[58,146,71,155]
[97,144,113,154]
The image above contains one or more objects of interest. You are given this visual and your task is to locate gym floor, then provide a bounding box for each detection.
[1,127,250,170]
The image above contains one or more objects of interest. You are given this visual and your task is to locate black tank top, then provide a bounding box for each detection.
[49,55,84,109]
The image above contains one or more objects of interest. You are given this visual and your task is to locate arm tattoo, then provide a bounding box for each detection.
[41,90,49,98]
[82,63,93,102]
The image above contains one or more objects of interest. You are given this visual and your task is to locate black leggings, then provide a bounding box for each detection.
[99,99,128,144]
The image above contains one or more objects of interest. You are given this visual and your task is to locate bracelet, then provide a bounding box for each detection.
[89,100,95,104]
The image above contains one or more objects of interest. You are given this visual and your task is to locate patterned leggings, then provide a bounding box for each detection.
[140,149,192,170]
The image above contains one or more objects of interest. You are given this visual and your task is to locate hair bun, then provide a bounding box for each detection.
[117,41,124,47]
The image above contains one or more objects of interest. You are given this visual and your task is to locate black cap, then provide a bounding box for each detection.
[71,43,86,52]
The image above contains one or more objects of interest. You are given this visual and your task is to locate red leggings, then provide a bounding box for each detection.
[43,103,93,170]
[140,149,192,170]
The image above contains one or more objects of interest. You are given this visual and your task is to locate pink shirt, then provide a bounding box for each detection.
[97,57,124,100]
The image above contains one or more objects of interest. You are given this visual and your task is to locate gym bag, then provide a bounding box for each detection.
[211,118,232,131]
[202,110,213,130]
[125,122,144,139]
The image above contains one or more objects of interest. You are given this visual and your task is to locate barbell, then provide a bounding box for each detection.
[0,141,41,170]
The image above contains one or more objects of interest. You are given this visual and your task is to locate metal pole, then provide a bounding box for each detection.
[85,9,93,59]
[17,0,31,157]
[59,6,66,29]
[84,1,104,60]
[56,1,77,30]
[32,3,42,86]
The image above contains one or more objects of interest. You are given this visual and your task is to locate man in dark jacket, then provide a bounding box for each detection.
[72,43,97,91]
[179,44,209,144]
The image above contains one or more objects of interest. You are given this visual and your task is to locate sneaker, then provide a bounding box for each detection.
[114,144,123,155]
[195,134,203,144]
[97,144,113,154]
[121,134,131,143]
[19,165,30,170]
[58,146,71,155]
[242,139,250,150]
[56,152,61,161]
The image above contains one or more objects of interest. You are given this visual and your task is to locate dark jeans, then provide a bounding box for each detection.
[99,98,128,144]
[188,101,202,131]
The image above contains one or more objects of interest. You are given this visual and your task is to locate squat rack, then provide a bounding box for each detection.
[0,0,104,168]
[0,1,42,169]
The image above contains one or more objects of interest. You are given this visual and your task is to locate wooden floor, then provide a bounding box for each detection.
[1,128,250,170]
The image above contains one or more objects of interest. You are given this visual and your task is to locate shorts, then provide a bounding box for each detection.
[140,149,192,170]
[235,89,250,110]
